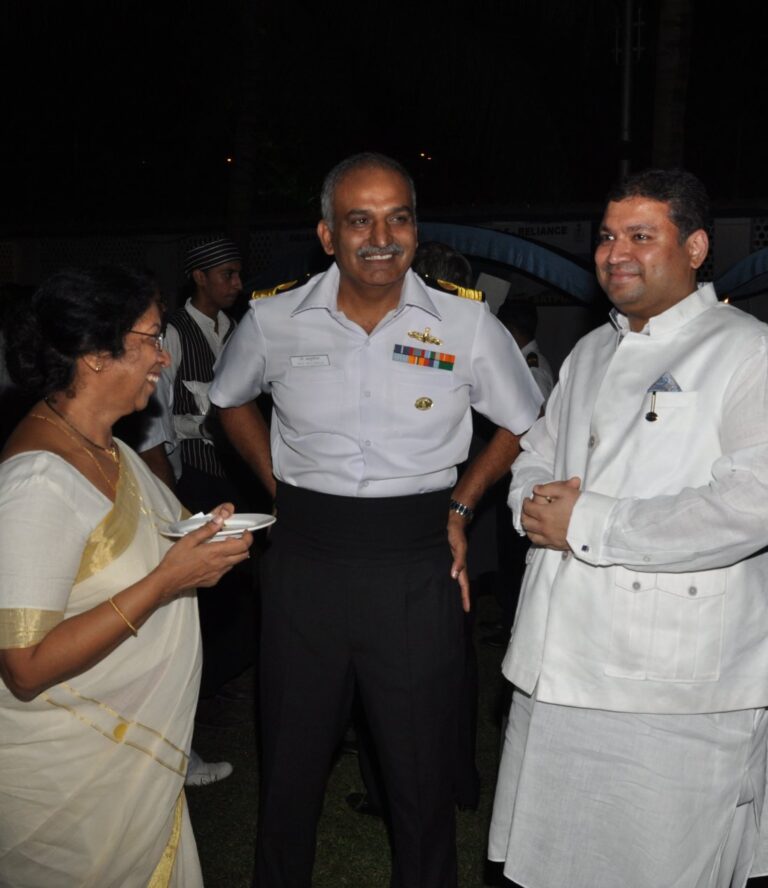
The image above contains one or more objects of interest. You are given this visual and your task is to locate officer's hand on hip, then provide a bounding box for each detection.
[447,513,471,612]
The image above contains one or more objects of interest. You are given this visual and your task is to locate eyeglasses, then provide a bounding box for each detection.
[129,329,166,351]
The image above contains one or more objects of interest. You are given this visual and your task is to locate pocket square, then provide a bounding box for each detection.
[647,372,681,392]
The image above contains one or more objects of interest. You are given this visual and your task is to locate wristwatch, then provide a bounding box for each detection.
[449,499,475,522]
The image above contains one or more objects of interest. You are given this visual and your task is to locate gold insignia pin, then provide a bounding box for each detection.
[414,397,433,411]
[407,327,442,346]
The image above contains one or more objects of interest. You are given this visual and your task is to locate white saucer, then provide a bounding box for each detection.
[160,513,276,540]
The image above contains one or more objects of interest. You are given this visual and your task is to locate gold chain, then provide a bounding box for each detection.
[44,398,119,461]
[31,412,119,495]
[31,410,176,527]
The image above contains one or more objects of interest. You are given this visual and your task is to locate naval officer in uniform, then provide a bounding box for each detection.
[209,152,542,888]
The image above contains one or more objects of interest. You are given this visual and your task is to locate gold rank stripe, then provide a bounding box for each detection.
[435,279,485,301]
[250,279,299,299]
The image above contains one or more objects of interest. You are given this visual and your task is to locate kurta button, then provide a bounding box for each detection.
[588,435,596,448]
[581,544,589,553]
[363,390,371,398]
[364,440,371,447]
[688,586,698,596]
[643,555,651,563]
[561,552,569,561]
[632,581,641,590]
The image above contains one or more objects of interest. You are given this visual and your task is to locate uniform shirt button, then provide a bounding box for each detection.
[581,544,589,553]
[361,481,370,488]
[364,440,371,447]
[632,581,641,590]
[588,435,596,448]
[363,390,371,398]
[643,555,651,563]
[561,551,569,561]
[688,586,698,597]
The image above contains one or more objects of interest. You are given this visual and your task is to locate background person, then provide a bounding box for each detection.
[495,296,554,401]
[139,238,259,743]
[0,266,251,887]
[482,296,555,650]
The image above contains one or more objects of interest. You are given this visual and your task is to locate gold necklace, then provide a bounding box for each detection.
[44,397,119,462]
[31,411,119,496]
[32,407,176,528]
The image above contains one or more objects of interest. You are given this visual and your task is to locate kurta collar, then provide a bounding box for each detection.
[608,282,718,337]
[292,265,442,321]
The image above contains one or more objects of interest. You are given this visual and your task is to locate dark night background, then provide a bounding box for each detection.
[2,0,768,236]
[4,6,768,884]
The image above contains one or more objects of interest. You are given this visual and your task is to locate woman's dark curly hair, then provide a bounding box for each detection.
[5,265,158,397]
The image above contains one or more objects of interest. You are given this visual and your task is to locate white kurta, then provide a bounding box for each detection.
[505,285,768,713]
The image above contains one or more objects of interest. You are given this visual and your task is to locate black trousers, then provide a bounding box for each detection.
[255,484,463,888]
[357,606,480,812]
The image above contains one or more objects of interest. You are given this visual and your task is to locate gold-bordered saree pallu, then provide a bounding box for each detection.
[0,445,202,888]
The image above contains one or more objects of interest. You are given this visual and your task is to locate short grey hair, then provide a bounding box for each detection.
[320,152,417,230]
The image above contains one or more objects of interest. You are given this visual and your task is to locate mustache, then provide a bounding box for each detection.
[605,263,642,274]
[356,244,405,258]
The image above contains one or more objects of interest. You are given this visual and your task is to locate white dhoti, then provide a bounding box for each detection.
[489,689,768,888]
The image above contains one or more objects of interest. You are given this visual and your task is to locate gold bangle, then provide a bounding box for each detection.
[108,597,138,637]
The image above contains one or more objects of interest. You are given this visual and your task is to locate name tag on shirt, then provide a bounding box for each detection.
[290,355,330,368]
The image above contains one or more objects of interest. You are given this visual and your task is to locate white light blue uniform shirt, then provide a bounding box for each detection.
[210,264,543,497]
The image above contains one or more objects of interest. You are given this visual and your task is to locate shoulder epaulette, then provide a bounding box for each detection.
[250,273,313,300]
[250,279,299,300]
[433,278,485,302]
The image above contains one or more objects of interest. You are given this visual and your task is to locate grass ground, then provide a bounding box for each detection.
[187,592,510,888]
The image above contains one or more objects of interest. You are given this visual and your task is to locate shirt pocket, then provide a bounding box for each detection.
[604,566,726,682]
[642,390,698,418]
[274,367,348,434]
[384,365,468,439]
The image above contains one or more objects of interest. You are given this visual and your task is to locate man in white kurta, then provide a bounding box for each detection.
[489,169,768,888]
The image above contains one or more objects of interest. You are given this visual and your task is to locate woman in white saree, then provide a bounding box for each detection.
[0,266,252,888]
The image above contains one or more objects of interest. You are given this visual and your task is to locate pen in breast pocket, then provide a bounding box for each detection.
[645,391,658,422]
